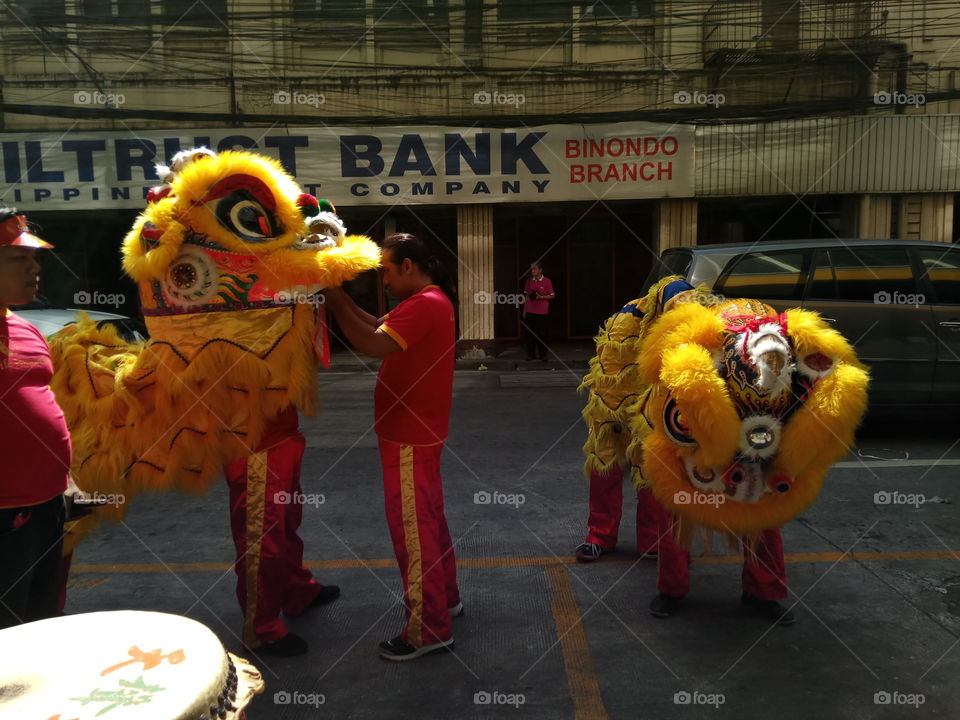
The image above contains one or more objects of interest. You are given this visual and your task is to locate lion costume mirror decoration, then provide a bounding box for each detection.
[48,148,380,536]
[581,277,870,545]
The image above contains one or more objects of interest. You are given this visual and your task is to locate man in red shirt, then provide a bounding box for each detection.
[0,208,72,629]
[523,262,555,362]
[324,232,461,661]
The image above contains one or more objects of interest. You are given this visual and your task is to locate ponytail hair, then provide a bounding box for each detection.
[383,232,460,334]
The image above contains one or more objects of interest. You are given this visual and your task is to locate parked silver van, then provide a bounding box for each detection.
[647,239,960,406]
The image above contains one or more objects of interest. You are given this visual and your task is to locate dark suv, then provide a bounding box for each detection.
[647,239,960,406]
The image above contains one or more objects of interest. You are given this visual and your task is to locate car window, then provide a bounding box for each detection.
[715,249,812,301]
[661,251,692,277]
[641,250,692,293]
[807,248,836,298]
[807,247,916,302]
[915,247,960,304]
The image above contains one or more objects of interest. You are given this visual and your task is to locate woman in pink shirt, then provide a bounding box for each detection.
[523,262,555,362]
[0,208,73,628]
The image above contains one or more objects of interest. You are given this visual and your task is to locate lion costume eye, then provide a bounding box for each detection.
[215,191,279,243]
[663,396,697,447]
[162,246,218,307]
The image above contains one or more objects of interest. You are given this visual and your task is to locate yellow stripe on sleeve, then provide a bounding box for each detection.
[379,323,408,351]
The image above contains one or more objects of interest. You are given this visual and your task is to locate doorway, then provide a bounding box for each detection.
[492,202,656,341]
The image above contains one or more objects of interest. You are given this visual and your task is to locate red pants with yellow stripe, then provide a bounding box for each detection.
[379,439,460,648]
[654,500,787,600]
[224,409,324,647]
[585,467,659,554]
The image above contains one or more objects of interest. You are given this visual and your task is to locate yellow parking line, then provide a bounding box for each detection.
[852,550,960,561]
[73,562,234,573]
[71,549,960,574]
[545,565,609,720]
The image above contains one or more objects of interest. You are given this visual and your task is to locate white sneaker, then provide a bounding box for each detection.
[448,601,464,617]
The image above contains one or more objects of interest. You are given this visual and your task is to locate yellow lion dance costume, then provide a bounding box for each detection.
[581,277,870,547]
[49,148,380,540]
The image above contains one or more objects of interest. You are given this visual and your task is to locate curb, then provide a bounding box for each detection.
[324,357,590,374]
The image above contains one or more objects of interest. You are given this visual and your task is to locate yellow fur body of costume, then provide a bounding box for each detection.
[581,278,870,546]
[48,149,380,549]
[580,277,683,481]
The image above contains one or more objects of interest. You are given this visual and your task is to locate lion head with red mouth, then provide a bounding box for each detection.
[635,295,870,540]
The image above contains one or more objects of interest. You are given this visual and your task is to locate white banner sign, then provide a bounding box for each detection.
[0,122,694,210]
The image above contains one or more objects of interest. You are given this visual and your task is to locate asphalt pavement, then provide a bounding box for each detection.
[67,362,960,719]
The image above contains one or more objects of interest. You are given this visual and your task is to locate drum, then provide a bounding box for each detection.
[0,610,264,719]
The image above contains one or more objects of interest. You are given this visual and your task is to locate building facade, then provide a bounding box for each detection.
[2,0,958,344]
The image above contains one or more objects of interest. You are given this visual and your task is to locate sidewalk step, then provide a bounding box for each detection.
[499,373,582,388]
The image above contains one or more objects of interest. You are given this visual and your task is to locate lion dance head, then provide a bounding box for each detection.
[637,293,870,540]
[125,147,372,313]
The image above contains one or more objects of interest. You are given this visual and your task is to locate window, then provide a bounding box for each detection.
[582,1,653,20]
[808,247,916,303]
[661,250,692,277]
[372,0,449,48]
[81,0,149,20]
[642,250,690,293]
[22,0,68,23]
[916,247,960,305]
[292,0,356,18]
[290,0,364,47]
[499,0,570,22]
[164,0,227,27]
[465,0,483,48]
[760,0,799,51]
[579,0,654,44]
[373,0,448,23]
[807,248,836,299]
[715,249,812,301]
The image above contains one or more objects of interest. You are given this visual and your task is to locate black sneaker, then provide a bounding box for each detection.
[649,593,682,618]
[378,636,454,662]
[741,592,796,626]
[309,585,341,607]
[575,542,612,562]
[247,632,309,657]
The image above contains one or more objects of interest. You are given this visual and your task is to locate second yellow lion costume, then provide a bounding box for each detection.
[581,277,870,546]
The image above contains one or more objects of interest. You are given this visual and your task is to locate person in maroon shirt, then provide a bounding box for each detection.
[324,233,462,661]
[523,262,555,362]
[0,208,75,629]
